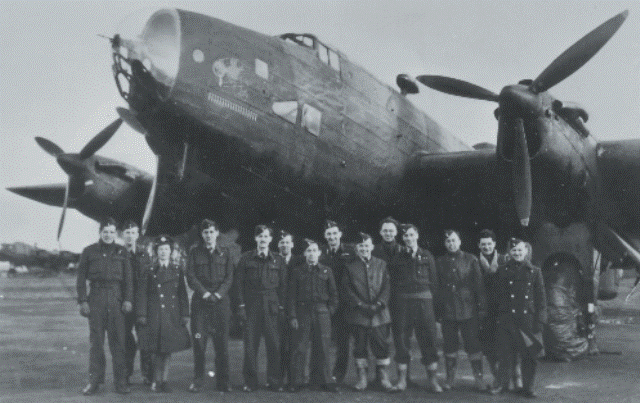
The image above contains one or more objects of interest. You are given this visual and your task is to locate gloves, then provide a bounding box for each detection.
[122,301,133,313]
[182,316,190,326]
[137,316,147,326]
[238,305,247,326]
[79,302,90,317]
[290,318,299,330]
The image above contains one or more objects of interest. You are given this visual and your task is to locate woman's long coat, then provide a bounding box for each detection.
[136,262,191,353]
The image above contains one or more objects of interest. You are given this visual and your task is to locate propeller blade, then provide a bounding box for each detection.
[531,10,628,93]
[416,75,500,102]
[79,118,123,159]
[116,107,148,135]
[141,156,159,235]
[57,181,70,241]
[35,137,65,157]
[512,118,533,227]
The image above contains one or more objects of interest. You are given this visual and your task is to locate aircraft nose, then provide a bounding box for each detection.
[116,8,181,98]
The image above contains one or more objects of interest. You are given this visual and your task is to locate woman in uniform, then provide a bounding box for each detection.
[137,236,191,392]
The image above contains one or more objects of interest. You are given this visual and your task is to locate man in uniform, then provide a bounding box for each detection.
[343,233,395,392]
[319,220,355,385]
[121,220,152,385]
[435,229,487,391]
[491,238,547,398]
[476,229,510,382]
[276,230,303,388]
[390,224,442,392]
[288,239,339,392]
[236,225,287,392]
[76,217,133,395]
[186,219,234,393]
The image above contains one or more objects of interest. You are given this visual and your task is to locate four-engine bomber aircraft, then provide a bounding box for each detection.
[8,8,640,353]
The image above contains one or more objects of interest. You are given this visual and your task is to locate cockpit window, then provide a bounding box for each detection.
[280,33,315,48]
[280,33,340,72]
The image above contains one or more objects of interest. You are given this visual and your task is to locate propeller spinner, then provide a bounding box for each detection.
[34,118,122,240]
[416,10,628,226]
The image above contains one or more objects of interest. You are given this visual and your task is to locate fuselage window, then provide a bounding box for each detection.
[318,43,329,64]
[272,101,298,124]
[328,49,340,72]
[302,104,322,136]
[255,58,269,80]
[193,49,204,63]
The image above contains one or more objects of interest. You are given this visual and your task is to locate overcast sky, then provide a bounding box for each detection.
[1,0,638,252]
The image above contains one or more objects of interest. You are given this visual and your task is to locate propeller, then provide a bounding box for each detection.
[416,76,499,102]
[415,10,628,226]
[512,119,532,226]
[35,118,123,240]
[141,155,159,235]
[531,10,628,93]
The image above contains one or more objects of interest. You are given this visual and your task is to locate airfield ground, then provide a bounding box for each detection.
[1,273,640,403]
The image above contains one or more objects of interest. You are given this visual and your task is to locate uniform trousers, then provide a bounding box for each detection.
[191,296,230,387]
[331,309,351,381]
[479,314,499,369]
[392,297,439,365]
[279,310,293,384]
[441,317,482,356]
[496,314,538,391]
[291,303,333,385]
[243,292,281,388]
[352,324,392,360]
[87,284,127,386]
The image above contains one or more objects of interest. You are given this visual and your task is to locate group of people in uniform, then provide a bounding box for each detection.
[75,216,547,398]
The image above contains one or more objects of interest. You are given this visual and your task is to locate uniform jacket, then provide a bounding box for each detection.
[436,250,487,321]
[319,243,355,287]
[389,246,438,296]
[494,259,547,333]
[343,256,391,327]
[235,250,287,307]
[126,245,151,304]
[186,243,234,300]
[372,240,403,263]
[288,262,338,318]
[478,251,508,317]
[76,241,133,304]
[136,261,190,353]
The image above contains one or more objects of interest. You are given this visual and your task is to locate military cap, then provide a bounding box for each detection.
[303,238,319,250]
[509,237,525,249]
[121,220,139,230]
[355,232,373,244]
[154,235,174,251]
[278,230,293,241]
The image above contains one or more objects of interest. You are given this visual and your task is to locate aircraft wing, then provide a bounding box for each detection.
[401,149,503,231]
[7,183,68,207]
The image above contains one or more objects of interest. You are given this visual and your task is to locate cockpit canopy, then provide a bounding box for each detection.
[279,33,340,72]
